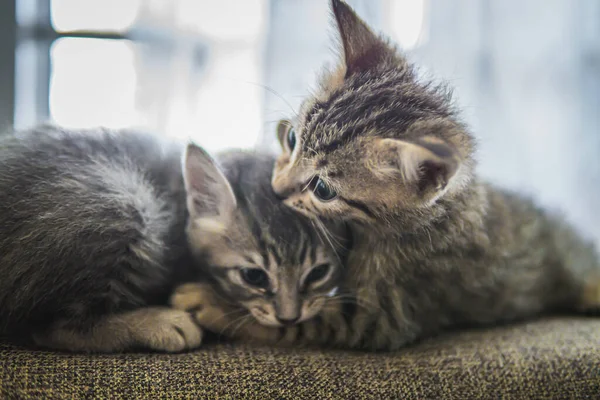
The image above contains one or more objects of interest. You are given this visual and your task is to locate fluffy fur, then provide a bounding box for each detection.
[0,125,202,352]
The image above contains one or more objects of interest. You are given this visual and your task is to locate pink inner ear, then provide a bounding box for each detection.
[375,138,459,192]
[184,145,237,218]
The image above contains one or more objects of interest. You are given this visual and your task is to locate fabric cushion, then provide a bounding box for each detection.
[1,317,599,399]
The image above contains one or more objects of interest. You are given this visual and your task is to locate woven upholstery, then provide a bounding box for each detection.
[1,317,599,399]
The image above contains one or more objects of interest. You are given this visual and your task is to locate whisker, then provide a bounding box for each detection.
[241,81,298,118]
[229,315,254,339]
[217,313,251,339]
[302,179,314,193]
[312,218,346,268]
[203,309,248,339]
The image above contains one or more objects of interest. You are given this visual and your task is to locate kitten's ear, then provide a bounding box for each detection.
[276,120,291,150]
[331,0,391,76]
[372,136,460,199]
[183,144,236,220]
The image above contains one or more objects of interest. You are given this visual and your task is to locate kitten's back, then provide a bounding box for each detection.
[0,126,189,334]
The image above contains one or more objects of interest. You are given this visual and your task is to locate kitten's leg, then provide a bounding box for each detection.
[32,307,203,353]
[171,283,347,347]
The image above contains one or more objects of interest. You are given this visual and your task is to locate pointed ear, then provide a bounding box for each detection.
[331,0,392,75]
[183,144,236,220]
[372,136,460,197]
[276,119,292,150]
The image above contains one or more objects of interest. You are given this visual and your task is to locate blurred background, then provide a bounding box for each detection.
[0,0,598,244]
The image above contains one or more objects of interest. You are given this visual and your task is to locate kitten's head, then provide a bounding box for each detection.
[272,0,475,226]
[184,145,348,327]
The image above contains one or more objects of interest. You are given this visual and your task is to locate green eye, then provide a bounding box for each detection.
[304,264,331,286]
[287,128,297,151]
[311,177,337,201]
[240,268,269,289]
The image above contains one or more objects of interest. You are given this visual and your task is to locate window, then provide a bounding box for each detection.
[14,0,269,152]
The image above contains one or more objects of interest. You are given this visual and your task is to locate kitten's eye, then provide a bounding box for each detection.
[310,177,337,201]
[304,264,331,286]
[287,128,297,151]
[240,268,269,289]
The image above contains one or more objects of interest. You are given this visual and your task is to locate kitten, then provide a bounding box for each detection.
[0,125,202,352]
[180,0,600,351]
[171,147,349,345]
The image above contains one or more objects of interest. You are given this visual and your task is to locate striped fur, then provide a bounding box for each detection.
[173,148,349,332]
[261,0,600,351]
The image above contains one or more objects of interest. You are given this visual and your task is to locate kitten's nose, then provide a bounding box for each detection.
[273,184,295,199]
[274,191,291,201]
[272,176,296,199]
[276,316,299,326]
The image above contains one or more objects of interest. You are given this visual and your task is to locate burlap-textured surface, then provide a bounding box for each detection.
[1,317,599,399]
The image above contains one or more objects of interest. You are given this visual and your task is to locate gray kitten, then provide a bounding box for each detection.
[0,125,202,352]
[171,147,349,344]
[175,0,600,351]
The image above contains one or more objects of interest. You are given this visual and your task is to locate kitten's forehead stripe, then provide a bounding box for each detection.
[258,239,270,270]
[267,242,283,266]
[303,72,454,156]
[299,238,309,266]
[309,243,317,265]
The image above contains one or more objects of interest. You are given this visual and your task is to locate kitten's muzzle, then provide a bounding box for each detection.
[271,172,302,199]
[272,182,299,200]
[271,179,293,199]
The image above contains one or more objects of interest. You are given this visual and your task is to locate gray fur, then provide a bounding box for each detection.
[0,125,195,343]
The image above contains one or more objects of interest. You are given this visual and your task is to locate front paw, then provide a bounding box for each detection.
[130,308,204,352]
[171,283,244,335]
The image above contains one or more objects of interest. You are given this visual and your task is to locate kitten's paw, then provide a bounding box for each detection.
[170,283,278,342]
[171,283,240,333]
[130,308,204,352]
[170,282,217,312]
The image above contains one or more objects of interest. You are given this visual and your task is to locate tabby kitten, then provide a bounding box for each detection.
[171,147,349,344]
[178,0,600,351]
[0,125,202,352]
